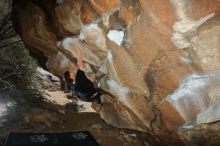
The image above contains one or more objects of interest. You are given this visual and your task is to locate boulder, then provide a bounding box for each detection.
[36,67,61,90]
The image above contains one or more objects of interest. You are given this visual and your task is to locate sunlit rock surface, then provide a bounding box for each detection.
[36,67,61,90]
[13,0,220,145]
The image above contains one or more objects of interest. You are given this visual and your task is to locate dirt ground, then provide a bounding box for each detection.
[0,90,160,146]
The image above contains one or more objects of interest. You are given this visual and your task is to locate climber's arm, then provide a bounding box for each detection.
[76,47,84,71]
[73,39,84,71]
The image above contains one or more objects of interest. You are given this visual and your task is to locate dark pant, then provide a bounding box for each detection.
[79,92,102,104]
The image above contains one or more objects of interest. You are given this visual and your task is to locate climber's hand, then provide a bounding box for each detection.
[71,37,84,70]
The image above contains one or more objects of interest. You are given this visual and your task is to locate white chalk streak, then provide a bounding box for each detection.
[106,78,131,106]
[180,57,192,64]
[166,73,211,120]
[107,30,124,46]
[197,104,220,124]
[61,37,74,49]
[170,0,215,48]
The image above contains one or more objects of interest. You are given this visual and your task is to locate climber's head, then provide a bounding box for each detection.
[64,71,75,81]
[64,71,70,81]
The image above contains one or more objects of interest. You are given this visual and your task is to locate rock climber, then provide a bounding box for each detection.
[62,38,102,109]
[63,70,73,93]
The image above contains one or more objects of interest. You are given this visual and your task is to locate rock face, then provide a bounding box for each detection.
[36,67,61,90]
[13,0,220,145]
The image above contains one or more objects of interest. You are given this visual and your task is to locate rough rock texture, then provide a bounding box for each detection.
[13,0,220,145]
[36,67,61,90]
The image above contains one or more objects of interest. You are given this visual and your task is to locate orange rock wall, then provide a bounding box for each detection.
[13,0,220,145]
